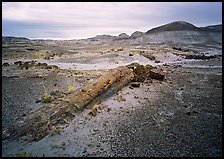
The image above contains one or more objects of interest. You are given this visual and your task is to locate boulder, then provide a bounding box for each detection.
[149,68,165,81]
[145,64,153,79]
[133,65,146,82]
[2,62,10,66]
[131,82,140,87]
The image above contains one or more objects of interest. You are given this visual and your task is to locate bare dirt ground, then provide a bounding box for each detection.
[2,43,222,157]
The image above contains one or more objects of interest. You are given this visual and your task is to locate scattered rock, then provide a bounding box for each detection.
[82,147,87,153]
[117,47,123,51]
[107,107,111,112]
[173,46,189,52]
[14,61,23,66]
[140,52,156,61]
[163,63,169,66]
[187,110,199,116]
[131,82,140,87]
[126,62,140,70]
[149,69,165,81]
[35,99,41,103]
[2,62,10,66]
[185,54,217,60]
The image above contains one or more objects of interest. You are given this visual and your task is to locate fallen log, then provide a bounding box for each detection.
[68,66,134,111]
[8,64,165,141]
[9,66,134,141]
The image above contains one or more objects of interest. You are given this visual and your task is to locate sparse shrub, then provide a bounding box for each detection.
[88,104,105,117]
[67,85,76,94]
[147,54,156,60]
[30,53,50,60]
[41,91,52,103]
[15,151,32,157]
[116,95,126,102]
[59,98,70,103]
[50,90,63,98]
[49,126,64,136]
[43,54,50,60]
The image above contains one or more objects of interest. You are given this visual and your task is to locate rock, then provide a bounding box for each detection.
[145,54,156,60]
[145,64,153,79]
[126,62,140,70]
[149,69,165,81]
[163,63,169,66]
[186,110,199,116]
[51,65,59,70]
[173,46,182,51]
[131,82,140,87]
[129,53,134,56]
[117,47,124,51]
[133,65,146,82]
[107,107,111,112]
[2,62,10,66]
[173,46,189,52]
[82,148,87,153]
[35,99,41,103]
[14,61,23,66]
[155,60,161,63]
[185,54,216,60]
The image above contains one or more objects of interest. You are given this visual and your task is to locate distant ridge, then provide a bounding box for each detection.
[2,21,222,45]
[2,36,31,44]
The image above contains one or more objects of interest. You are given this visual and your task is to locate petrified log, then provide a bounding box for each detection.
[69,66,134,111]
[9,66,134,141]
[8,64,165,141]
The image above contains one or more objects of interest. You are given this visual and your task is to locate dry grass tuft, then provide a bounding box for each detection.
[41,90,52,103]
[86,104,106,119]
[67,85,76,94]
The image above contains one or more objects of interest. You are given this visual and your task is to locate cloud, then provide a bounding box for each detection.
[2,2,222,39]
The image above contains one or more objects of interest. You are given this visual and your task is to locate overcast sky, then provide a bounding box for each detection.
[2,2,222,40]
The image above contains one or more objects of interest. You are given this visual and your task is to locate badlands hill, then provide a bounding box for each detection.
[145,21,200,34]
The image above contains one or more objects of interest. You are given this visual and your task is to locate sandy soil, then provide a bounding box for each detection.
[2,43,222,157]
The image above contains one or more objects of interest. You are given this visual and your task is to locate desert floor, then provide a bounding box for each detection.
[2,43,222,157]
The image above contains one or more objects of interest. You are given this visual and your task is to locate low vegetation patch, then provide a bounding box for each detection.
[41,91,52,103]
[30,53,51,60]
[67,85,76,94]
[86,104,106,119]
